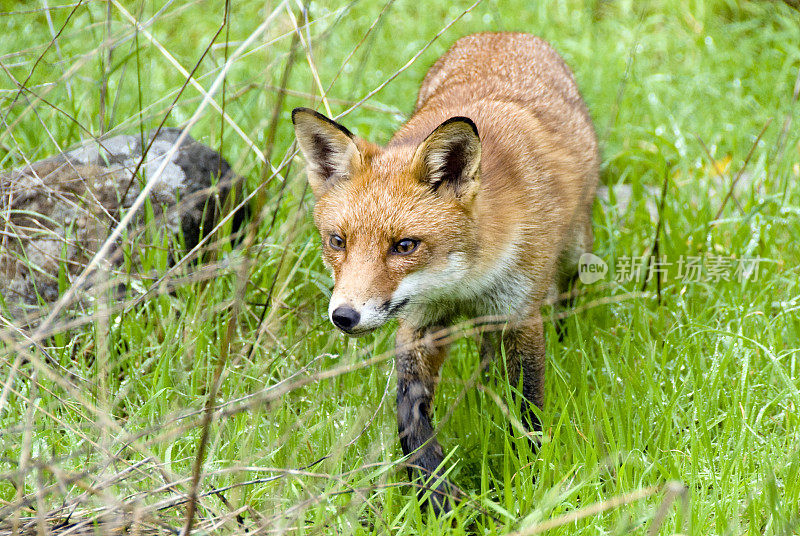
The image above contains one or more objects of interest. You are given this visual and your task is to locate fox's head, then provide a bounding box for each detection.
[292,108,482,336]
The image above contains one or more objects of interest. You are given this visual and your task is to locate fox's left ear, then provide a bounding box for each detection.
[292,108,361,197]
[412,117,481,200]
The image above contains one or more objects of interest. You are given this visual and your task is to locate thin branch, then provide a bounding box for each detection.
[712,119,771,222]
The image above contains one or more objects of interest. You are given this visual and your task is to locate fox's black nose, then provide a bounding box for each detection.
[331,306,360,331]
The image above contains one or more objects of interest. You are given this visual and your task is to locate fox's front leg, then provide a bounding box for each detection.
[395,321,454,514]
[503,312,546,438]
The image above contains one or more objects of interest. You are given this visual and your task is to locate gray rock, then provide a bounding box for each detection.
[0,128,242,319]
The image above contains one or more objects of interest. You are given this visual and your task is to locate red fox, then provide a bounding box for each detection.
[292,32,598,514]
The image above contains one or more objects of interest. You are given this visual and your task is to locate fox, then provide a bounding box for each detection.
[291,32,598,514]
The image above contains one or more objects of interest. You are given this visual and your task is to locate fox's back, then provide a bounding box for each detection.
[389,33,594,144]
[415,33,587,117]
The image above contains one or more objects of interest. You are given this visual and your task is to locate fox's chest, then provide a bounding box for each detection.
[399,249,533,328]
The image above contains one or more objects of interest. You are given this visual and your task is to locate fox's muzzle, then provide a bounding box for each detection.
[328,293,409,336]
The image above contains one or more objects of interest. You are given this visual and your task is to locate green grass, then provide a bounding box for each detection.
[1,0,800,534]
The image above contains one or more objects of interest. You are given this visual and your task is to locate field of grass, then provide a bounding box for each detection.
[1,0,800,534]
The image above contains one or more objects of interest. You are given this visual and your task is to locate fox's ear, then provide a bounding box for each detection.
[412,117,481,200]
[292,108,361,197]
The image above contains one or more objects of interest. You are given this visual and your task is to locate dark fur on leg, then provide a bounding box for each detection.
[395,322,454,514]
[503,315,546,445]
[397,377,452,514]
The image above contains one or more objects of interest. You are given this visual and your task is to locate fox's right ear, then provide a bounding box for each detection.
[411,116,481,201]
[292,108,361,197]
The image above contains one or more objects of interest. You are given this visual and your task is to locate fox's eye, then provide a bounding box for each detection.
[329,234,346,250]
[391,238,419,255]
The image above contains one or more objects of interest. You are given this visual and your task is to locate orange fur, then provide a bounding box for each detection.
[292,32,598,514]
